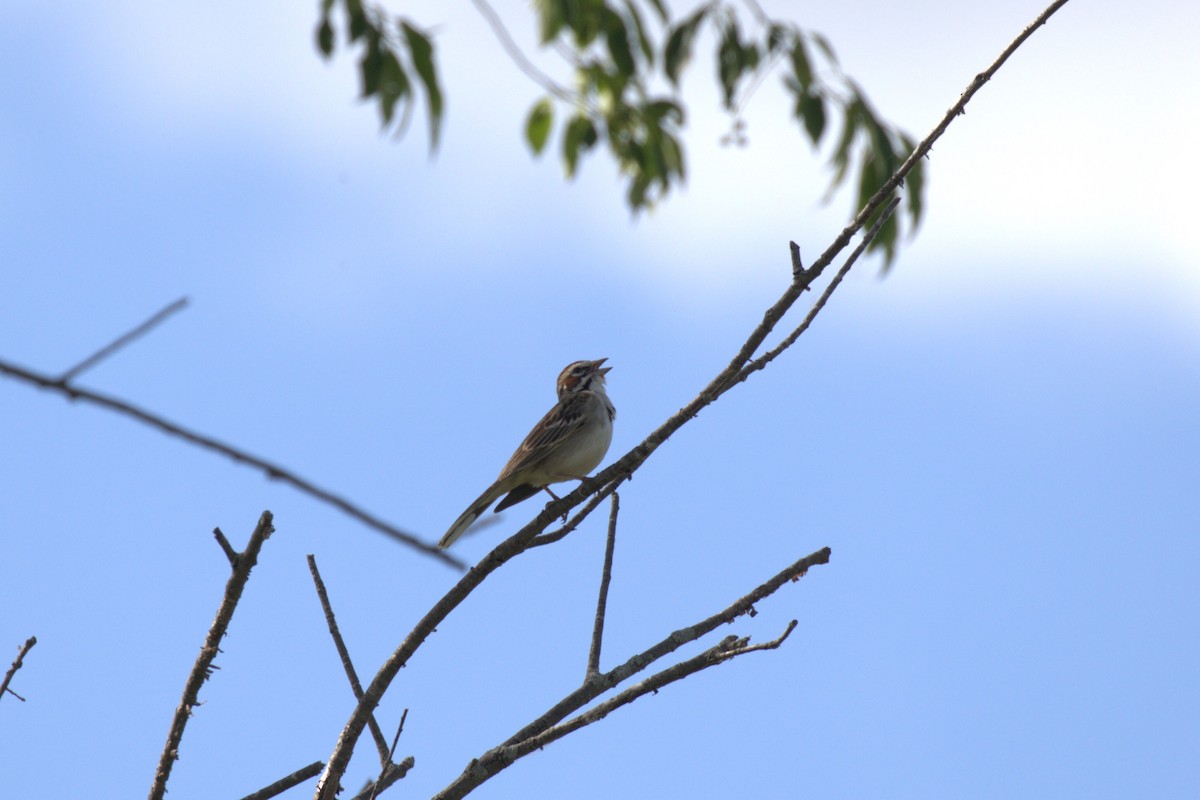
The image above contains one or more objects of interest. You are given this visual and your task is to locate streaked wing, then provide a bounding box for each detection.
[496,394,590,481]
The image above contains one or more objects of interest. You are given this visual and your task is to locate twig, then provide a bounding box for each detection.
[736,195,901,384]
[148,511,275,800]
[307,555,393,765]
[433,551,828,800]
[586,494,620,678]
[507,620,799,758]
[366,709,409,800]
[0,358,464,571]
[239,761,325,800]
[468,0,574,102]
[58,297,189,383]
[0,637,37,706]
[350,757,414,800]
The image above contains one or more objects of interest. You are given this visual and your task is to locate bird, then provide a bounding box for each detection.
[439,359,616,548]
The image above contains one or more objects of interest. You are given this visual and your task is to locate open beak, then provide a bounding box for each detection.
[592,357,611,376]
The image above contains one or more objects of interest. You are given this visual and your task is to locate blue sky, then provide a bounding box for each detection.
[2,0,1198,798]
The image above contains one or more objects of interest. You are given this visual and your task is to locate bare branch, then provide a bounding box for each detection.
[350,757,414,800]
[58,296,189,383]
[366,709,409,800]
[308,555,393,766]
[736,195,902,384]
[148,511,275,800]
[0,358,464,571]
[432,549,829,800]
[0,636,37,706]
[239,761,325,800]
[510,619,799,757]
[213,527,240,568]
[586,493,620,678]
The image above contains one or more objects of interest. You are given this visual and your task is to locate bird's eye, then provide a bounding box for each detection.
[573,364,589,375]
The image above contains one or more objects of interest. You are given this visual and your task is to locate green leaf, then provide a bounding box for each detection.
[360,36,383,98]
[602,10,635,76]
[316,18,335,57]
[790,38,812,90]
[401,21,444,148]
[525,99,554,155]
[717,18,743,108]
[536,0,567,43]
[643,0,668,23]
[377,51,410,125]
[799,90,826,145]
[347,0,369,43]
[563,115,598,177]
[621,0,654,65]
[664,7,707,86]
[810,31,838,65]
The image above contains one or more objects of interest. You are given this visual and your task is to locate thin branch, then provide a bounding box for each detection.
[0,358,464,571]
[214,527,240,567]
[308,555,392,766]
[240,761,325,800]
[59,297,189,383]
[366,709,409,800]
[350,757,414,800]
[510,620,799,757]
[736,195,901,384]
[536,0,1074,543]
[314,3,1069,792]
[148,511,276,800]
[468,0,574,102]
[586,493,620,678]
[433,551,827,800]
[0,637,37,706]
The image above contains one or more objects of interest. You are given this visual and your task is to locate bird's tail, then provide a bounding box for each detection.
[439,483,505,548]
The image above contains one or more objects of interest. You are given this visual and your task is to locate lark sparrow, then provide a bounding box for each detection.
[439,359,616,548]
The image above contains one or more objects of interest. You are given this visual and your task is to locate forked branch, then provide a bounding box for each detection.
[148,511,276,800]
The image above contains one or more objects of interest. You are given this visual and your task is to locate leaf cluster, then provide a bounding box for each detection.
[315,0,443,146]
[315,0,925,265]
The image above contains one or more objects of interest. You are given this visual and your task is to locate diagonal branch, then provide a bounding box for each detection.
[508,619,799,758]
[432,551,828,800]
[0,636,37,706]
[149,511,276,800]
[59,296,189,383]
[736,195,901,384]
[240,761,326,800]
[533,0,1075,543]
[308,556,393,765]
[0,358,464,571]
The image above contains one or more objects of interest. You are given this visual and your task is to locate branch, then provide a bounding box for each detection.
[308,555,393,766]
[536,0,1074,539]
[313,4,1069,792]
[365,709,409,800]
[240,761,326,800]
[59,296,189,383]
[432,549,829,800]
[736,195,901,384]
[0,358,464,571]
[467,0,574,102]
[350,757,414,800]
[508,619,800,757]
[0,636,37,706]
[148,511,276,800]
[586,494,620,678]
